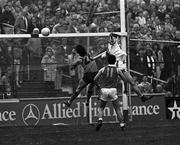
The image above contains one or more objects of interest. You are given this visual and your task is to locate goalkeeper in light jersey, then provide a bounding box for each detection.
[102,33,150,102]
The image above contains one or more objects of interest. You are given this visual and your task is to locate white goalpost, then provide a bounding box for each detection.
[119,0,129,123]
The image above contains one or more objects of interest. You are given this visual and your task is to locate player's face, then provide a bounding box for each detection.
[72,49,77,55]
[109,36,117,45]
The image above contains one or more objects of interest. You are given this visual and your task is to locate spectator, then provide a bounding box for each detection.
[54,45,65,91]
[41,46,57,96]
[138,75,153,93]
[67,49,79,93]
[155,83,166,93]
[161,43,173,80]
[153,43,164,79]
[164,14,173,32]
[170,3,180,31]
[132,47,147,81]
[2,4,15,25]
[0,72,11,99]
[26,28,42,80]
[13,5,23,19]
[154,18,164,33]
[13,40,23,87]
[0,7,3,34]
[0,40,11,75]
[27,16,42,34]
[14,6,30,34]
[136,11,146,27]
[166,71,180,97]
[2,4,15,34]
[144,45,156,77]
[52,18,72,33]
[156,4,166,22]
[52,7,61,24]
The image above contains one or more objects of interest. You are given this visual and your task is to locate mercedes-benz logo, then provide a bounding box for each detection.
[22,104,40,126]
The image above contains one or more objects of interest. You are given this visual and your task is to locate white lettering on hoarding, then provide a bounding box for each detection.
[132,105,160,116]
[66,108,73,118]
[41,102,81,120]
[9,111,16,121]
[21,101,161,126]
[41,104,53,119]
[0,111,16,122]
[153,105,160,115]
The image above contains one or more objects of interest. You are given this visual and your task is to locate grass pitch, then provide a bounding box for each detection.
[0,120,180,145]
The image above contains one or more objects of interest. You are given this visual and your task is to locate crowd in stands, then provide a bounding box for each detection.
[0,0,180,98]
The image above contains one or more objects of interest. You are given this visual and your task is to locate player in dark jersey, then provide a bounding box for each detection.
[63,45,98,107]
[94,54,125,131]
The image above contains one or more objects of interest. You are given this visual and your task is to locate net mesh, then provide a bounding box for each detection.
[0,33,178,99]
[0,33,126,99]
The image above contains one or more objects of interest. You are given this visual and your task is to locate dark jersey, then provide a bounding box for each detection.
[79,55,98,73]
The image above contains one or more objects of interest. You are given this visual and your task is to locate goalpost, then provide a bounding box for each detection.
[119,0,129,123]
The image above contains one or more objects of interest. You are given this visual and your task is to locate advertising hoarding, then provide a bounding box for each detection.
[0,95,166,126]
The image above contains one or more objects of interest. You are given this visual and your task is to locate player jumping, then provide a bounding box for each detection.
[94,54,125,131]
[63,45,98,107]
[102,33,151,102]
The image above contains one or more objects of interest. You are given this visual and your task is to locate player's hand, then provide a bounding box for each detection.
[101,52,106,58]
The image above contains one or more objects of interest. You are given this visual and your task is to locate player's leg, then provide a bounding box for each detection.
[96,99,107,131]
[85,72,98,106]
[112,99,125,130]
[86,82,95,106]
[96,88,108,131]
[123,70,142,96]
[64,78,87,107]
[109,88,125,130]
[119,70,150,102]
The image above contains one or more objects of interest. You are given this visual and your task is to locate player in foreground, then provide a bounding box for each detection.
[94,54,125,131]
[63,45,98,107]
[102,33,151,102]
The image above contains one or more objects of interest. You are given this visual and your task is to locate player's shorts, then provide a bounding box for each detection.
[82,72,98,84]
[100,88,118,102]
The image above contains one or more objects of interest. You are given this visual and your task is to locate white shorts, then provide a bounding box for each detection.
[100,88,118,102]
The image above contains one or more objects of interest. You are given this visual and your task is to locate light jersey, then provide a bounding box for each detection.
[78,55,98,73]
[108,43,127,69]
[100,64,121,88]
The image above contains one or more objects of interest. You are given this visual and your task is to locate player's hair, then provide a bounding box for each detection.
[109,33,120,38]
[75,45,87,57]
[107,54,116,64]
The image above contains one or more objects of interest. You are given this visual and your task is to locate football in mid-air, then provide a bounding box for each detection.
[41,27,50,36]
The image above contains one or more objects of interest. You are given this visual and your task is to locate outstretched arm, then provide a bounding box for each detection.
[94,68,104,82]
[94,67,105,88]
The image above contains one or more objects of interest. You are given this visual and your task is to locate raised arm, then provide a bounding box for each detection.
[94,67,104,82]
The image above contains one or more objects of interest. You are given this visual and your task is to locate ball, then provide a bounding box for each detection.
[41,27,50,36]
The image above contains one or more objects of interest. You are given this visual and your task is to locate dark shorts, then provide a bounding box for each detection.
[82,72,98,84]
